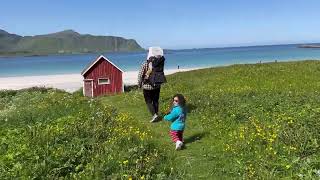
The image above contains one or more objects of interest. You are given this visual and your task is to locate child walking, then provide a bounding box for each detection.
[164,94,187,150]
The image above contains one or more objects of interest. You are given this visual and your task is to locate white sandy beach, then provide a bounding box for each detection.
[0,68,200,92]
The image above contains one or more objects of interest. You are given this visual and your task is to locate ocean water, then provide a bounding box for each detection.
[1,44,320,77]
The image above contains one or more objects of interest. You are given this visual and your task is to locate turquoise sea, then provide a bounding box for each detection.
[1,44,320,77]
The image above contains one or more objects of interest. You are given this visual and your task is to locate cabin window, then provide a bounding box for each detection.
[98,78,110,85]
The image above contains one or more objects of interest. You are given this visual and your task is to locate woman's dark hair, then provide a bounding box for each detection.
[173,94,186,107]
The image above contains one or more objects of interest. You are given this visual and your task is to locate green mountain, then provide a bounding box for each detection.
[0,29,143,56]
[0,30,22,52]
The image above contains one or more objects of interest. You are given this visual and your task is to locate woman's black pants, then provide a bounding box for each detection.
[143,88,160,115]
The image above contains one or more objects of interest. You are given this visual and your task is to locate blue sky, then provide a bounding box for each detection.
[1,0,320,49]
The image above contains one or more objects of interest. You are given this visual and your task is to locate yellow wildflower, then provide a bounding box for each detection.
[123,160,129,165]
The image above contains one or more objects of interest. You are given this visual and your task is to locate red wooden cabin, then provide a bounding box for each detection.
[81,55,124,97]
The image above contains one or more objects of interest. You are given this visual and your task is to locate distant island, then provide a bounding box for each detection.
[298,44,320,48]
[0,29,144,57]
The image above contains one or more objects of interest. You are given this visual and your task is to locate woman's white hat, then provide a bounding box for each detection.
[147,47,163,60]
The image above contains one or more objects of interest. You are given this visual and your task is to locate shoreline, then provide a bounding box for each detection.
[298,45,320,48]
[0,68,201,92]
[1,43,318,58]
[0,50,146,59]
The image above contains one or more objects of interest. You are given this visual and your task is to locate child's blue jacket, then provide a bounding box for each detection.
[164,105,186,131]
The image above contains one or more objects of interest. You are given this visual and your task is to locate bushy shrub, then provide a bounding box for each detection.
[0,89,173,179]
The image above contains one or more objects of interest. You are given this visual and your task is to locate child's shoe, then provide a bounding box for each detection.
[175,140,183,150]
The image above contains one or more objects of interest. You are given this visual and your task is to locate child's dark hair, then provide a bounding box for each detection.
[173,94,186,107]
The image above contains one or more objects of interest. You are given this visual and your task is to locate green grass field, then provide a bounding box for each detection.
[101,60,320,179]
[1,60,320,179]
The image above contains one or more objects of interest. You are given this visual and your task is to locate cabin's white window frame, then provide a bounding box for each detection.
[98,78,110,85]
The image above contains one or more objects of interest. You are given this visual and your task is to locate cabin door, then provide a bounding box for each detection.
[84,80,93,97]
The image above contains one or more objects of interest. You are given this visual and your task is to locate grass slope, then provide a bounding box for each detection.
[1,60,319,179]
[101,60,320,179]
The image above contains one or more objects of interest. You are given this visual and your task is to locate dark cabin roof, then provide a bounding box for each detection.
[81,55,124,76]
